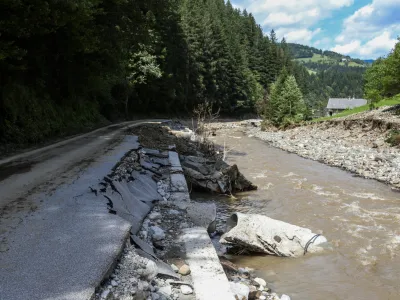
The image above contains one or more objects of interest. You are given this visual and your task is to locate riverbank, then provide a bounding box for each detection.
[209,106,400,190]
[194,128,400,300]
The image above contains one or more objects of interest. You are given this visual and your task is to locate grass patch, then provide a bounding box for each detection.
[295,54,365,67]
[386,130,400,147]
[313,94,400,122]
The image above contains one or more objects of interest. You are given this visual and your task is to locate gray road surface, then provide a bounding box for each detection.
[0,120,161,300]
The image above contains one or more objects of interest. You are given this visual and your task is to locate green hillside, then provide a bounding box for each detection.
[288,43,368,71]
[285,43,368,117]
[296,53,365,67]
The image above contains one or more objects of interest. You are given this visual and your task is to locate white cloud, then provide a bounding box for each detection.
[239,0,353,43]
[332,0,400,58]
[263,9,321,27]
[313,37,332,49]
[249,0,353,24]
[276,28,321,43]
[332,32,397,58]
[231,2,243,10]
[359,32,397,56]
[331,40,361,55]
[248,0,353,14]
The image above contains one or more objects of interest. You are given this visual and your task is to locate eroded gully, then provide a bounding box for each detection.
[193,129,400,300]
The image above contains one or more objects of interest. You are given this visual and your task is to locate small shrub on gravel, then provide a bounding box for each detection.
[385,130,400,146]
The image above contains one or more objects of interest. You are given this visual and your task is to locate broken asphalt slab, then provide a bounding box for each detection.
[0,136,140,300]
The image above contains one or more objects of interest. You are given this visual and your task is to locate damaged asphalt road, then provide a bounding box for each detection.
[0,120,164,300]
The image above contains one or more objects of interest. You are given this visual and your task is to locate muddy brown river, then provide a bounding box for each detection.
[193,129,400,300]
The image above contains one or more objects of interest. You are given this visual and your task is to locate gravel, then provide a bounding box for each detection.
[231,109,400,189]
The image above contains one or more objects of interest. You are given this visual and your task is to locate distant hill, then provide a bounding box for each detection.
[288,43,368,71]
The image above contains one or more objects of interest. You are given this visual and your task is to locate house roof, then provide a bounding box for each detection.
[327,98,367,109]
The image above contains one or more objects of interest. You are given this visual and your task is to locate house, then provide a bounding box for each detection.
[326,98,367,116]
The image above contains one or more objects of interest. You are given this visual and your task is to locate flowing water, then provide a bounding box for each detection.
[192,129,400,300]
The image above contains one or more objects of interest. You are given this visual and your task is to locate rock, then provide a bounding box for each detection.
[168,209,180,215]
[253,278,266,287]
[238,267,250,275]
[158,285,172,296]
[149,212,162,220]
[153,240,166,250]
[150,226,165,241]
[220,213,328,257]
[259,296,266,300]
[178,264,191,275]
[281,294,291,300]
[142,260,158,280]
[180,285,193,295]
[230,282,250,300]
[220,258,239,272]
[152,292,160,300]
[129,277,138,285]
[248,290,262,300]
[111,280,118,287]
[171,264,179,273]
[139,280,150,291]
[269,292,280,300]
[181,155,257,194]
[101,289,110,299]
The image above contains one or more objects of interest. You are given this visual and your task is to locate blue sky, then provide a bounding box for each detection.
[231,0,400,59]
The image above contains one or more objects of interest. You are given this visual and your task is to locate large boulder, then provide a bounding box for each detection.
[180,155,257,194]
[220,213,328,257]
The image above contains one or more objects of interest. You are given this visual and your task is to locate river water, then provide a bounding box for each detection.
[192,129,400,300]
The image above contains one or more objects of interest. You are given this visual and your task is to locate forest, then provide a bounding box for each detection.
[0,0,369,146]
[364,38,400,104]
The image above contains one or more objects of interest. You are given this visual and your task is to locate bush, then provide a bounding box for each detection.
[385,130,400,147]
[260,119,273,131]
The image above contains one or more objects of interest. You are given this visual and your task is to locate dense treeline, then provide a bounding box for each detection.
[0,0,304,145]
[364,38,400,103]
[288,43,323,58]
[0,0,370,145]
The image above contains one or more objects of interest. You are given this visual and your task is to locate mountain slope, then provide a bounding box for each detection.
[288,43,368,69]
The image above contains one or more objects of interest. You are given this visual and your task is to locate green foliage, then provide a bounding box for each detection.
[288,43,322,58]
[128,49,162,86]
[263,71,305,126]
[385,130,400,147]
[289,43,367,67]
[0,0,315,146]
[365,39,400,100]
[287,42,367,117]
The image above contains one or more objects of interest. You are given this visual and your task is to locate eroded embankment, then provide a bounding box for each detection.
[242,107,400,189]
[94,122,285,300]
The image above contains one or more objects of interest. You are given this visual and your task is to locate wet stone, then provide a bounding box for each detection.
[178,264,191,276]
[180,285,193,295]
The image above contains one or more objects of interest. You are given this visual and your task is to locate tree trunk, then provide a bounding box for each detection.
[125,94,129,120]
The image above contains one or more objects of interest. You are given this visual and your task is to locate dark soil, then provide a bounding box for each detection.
[129,124,199,156]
